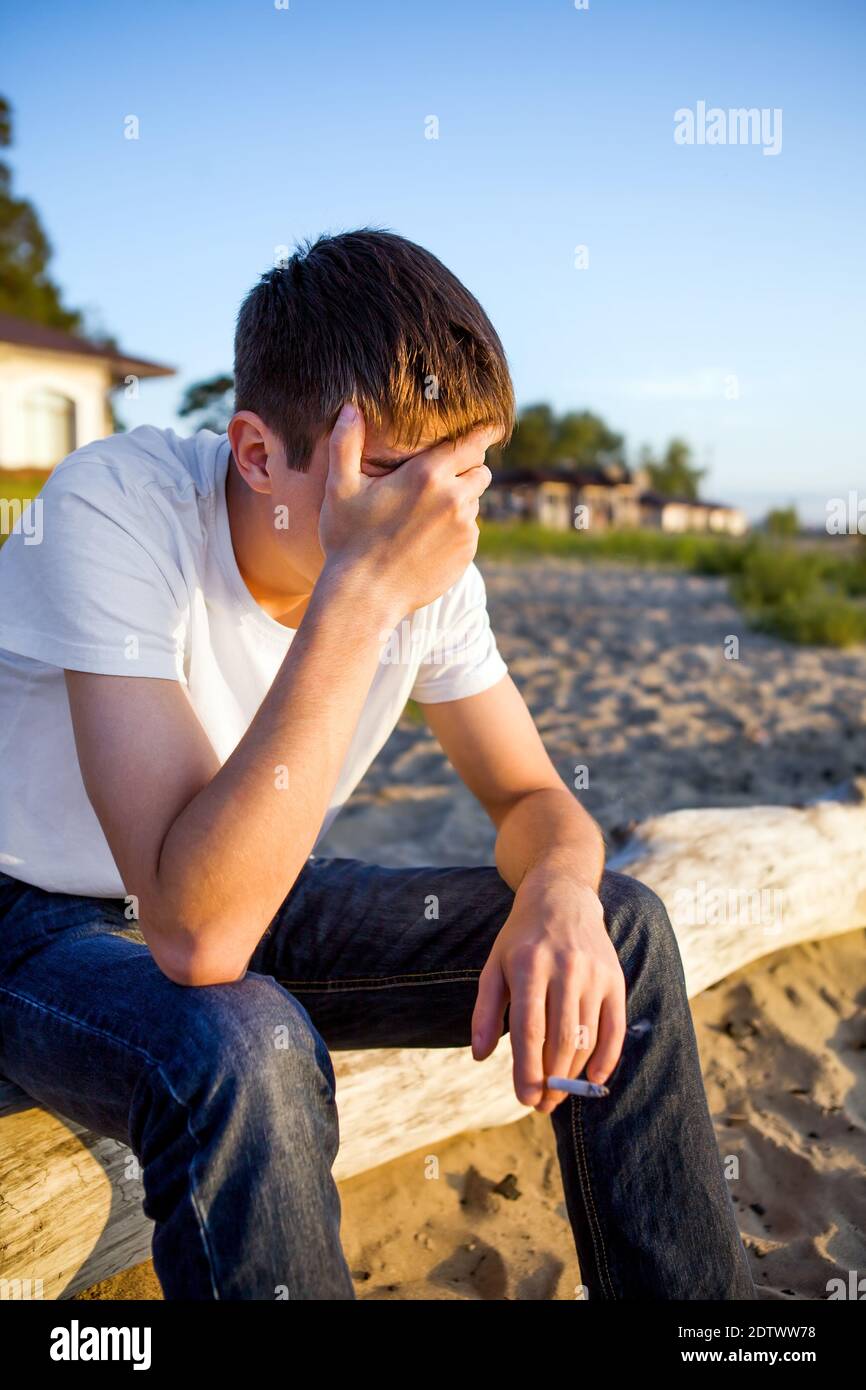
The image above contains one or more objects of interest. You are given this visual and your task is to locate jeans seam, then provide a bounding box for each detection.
[0,983,222,1299]
[571,1096,617,1299]
[0,982,159,1068]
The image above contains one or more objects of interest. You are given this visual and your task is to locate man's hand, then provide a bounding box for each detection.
[318,403,498,618]
[471,868,627,1114]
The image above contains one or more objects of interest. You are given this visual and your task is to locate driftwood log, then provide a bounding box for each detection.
[2,793,865,1299]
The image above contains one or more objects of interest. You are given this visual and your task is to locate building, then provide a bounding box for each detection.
[0,313,175,471]
[639,490,749,536]
[482,462,748,537]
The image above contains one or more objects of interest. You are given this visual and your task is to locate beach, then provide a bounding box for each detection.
[323,560,866,862]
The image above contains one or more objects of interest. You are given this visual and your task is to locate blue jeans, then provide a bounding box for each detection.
[0,859,755,1301]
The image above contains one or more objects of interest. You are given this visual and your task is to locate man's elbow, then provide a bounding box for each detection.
[157,954,248,988]
[143,920,252,988]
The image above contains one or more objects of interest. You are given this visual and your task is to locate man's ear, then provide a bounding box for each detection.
[227,411,285,495]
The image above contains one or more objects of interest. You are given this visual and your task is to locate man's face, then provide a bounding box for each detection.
[265,416,441,589]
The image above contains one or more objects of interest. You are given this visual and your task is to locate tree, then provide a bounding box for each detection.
[498,403,625,474]
[0,96,83,330]
[644,438,705,500]
[553,410,625,471]
[497,402,556,471]
[764,506,799,538]
[177,374,235,434]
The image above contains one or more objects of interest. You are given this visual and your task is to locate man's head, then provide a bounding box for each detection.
[232,228,515,472]
[226,229,514,608]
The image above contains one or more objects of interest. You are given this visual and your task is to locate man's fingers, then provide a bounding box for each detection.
[508,977,547,1108]
[453,424,502,471]
[326,402,365,496]
[454,463,493,507]
[541,990,603,1113]
[540,976,582,1111]
[411,425,500,482]
[585,989,627,1085]
[471,959,508,1061]
[563,990,602,1085]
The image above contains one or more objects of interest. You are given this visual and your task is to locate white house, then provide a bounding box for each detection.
[483,467,749,537]
[0,313,174,470]
[641,493,749,537]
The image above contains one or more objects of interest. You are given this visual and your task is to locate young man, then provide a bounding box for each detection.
[0,230,754,1301]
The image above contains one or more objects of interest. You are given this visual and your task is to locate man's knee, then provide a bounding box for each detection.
[159,971,335,1105]
[599,870,685,982]
[133,974,341,1224]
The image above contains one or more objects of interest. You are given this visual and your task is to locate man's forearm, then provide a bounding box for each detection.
[494,786,605,896]
[147,563,398,983]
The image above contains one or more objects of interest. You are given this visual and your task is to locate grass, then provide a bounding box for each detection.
[478,519,746,570]
[478,520,866,648]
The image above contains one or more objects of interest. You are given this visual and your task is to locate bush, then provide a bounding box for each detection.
[816,540,866,596]
[730,542,819,608]
[750,590,866,647]
[764,505,799,538]
[731,541,866,646]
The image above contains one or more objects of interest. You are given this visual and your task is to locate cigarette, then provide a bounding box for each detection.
[544,1020,651,1100]
[546,1076,610,1098]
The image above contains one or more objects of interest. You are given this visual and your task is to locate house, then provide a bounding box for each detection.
[482,462,748,536]
[639,490,748,536]
[0,313,175,471]
[483,462,644,531]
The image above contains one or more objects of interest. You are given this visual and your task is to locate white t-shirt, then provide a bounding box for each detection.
[0,426,508,898]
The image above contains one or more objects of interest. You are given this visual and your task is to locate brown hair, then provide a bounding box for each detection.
[233,229,515,470]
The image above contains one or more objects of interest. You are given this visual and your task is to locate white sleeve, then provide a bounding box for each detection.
[0,462,189,681]
[409,562,508,704]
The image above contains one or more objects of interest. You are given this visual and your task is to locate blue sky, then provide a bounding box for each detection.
[5,0,864,521]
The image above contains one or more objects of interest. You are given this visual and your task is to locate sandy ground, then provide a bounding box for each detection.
[75,562,866,1301]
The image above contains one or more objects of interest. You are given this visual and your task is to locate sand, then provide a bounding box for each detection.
[74,561,866,1301]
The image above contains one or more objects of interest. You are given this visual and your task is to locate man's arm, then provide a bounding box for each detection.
[66,565,395,986]
[420,674,626,1114]
[65,406,495,987]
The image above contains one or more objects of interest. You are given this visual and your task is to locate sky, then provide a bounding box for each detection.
[4,0,865,522]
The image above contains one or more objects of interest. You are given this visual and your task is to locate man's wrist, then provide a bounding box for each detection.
[519,853,603,901]
[314,559,404,633]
